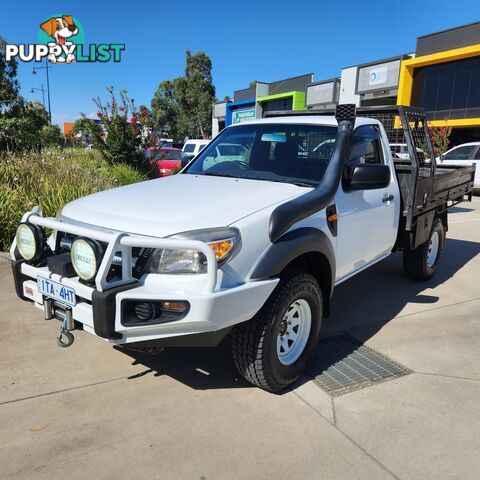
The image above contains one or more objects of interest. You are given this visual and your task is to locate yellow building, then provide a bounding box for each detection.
[398,22,480,145]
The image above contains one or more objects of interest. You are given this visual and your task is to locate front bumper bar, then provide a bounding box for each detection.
[11,209,218,293]
[10,210,279,344]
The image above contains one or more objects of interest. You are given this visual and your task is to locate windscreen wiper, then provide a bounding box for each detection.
[248,176,316,188]
[202,172,240,179]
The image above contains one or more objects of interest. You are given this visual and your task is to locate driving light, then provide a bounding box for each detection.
[71,238,102,281]
[16,223,40,261]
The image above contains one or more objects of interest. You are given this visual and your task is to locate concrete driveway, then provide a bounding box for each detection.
[1,197,479,480]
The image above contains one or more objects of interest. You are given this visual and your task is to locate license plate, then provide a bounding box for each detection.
[37,276,76,307]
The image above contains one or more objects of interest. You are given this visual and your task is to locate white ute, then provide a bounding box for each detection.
[10,105,476,392]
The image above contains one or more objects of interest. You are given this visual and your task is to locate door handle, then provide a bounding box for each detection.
[382,194,394,204]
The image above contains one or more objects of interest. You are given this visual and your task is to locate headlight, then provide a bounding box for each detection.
[16,223,42,261]
[144,227,241,275]
[71,238,102,281]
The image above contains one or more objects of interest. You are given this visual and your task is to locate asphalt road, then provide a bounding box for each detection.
[1,197,479,479]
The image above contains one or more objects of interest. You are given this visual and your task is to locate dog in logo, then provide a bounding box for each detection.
[40,16,78,63]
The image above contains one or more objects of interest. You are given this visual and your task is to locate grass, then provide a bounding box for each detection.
[0,148,146,251]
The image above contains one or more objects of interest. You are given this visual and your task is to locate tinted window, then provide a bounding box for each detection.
[262,98,293,112]
[474,147,480,160]
[411,57,480,119]
[348,126,384,168]
[183,144,196,153]
[186,123,338,185]
[444,145,475,160]
[151,149,183,160]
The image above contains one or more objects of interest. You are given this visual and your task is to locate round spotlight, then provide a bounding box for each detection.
[71,238,102,281]
[16,223,41,261]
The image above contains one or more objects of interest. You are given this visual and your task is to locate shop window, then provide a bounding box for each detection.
[262,97,293,112]
[411,56,480,119]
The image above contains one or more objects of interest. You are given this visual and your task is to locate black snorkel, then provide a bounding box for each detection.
[269,104,356,242]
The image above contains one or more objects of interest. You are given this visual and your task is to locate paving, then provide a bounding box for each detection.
[1,197,479,479]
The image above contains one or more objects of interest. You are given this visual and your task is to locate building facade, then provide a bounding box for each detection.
[213,21,480,147]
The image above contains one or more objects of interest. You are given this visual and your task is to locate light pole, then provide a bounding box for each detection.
[30,85,46,107]
[32,59,52,123]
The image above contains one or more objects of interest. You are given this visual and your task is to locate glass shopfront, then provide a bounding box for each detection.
[411,56,480,120]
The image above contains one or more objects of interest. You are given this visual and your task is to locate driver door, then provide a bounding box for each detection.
[334,125,399,281]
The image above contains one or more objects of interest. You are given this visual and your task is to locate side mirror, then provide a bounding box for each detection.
[349,163,391,190]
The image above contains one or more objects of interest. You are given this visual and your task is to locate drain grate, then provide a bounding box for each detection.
[306,334,412,396]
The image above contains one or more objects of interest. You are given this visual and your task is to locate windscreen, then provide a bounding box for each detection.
[151,149,183,160]
[183,143,196,153]
[185,123,338,185]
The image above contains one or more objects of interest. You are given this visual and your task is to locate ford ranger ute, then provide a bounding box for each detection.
[10,105,476,393]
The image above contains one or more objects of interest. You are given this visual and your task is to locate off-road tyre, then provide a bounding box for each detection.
[403,218,445,281]
[231,270,322,393]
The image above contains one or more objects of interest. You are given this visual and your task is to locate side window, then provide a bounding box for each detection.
[474,147,480,160]
[444,145,475,160]
[348,125,384,169]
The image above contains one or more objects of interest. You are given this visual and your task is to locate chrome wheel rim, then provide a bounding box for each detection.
[427,231,440,268]
[277,299,312,366]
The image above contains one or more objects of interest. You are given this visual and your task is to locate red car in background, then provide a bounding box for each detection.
[146,147,190,177]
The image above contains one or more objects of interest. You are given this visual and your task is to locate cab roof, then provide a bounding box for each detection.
[228,115,381,128]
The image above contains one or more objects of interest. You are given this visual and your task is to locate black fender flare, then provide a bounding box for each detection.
[250,227,336,299]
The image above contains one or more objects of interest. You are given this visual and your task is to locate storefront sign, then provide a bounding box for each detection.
[368,66,388,86]
[232,108,256,124]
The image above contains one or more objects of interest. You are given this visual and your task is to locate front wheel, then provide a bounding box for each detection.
[232,270,322,393]
[403,218,446,281]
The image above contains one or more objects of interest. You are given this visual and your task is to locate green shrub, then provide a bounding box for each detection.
[0,148,146,251]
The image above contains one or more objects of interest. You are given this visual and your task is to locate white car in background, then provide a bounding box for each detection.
[183,139,211,159]
[390,143,425,160]
[437,142,480,190]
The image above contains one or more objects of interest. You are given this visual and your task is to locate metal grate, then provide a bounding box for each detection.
[359,107,435,176]
[306,334,412,396]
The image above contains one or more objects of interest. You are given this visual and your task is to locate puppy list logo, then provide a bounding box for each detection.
[5,14,125,64]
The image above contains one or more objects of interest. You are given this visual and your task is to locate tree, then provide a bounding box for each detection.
[82,86,142,165]
[0,36,20,113]
[0,117,39,152]
[429,123,452,156]
[175,50,216,139]
[151,79,180,139]
[40,124,63,147]
[151,50,216,140]
[23,100,49,130]
[248,80,258,88]
[73,117,98,146]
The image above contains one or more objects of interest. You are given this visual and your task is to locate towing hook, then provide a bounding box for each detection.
[57,329,74,348]
[57,310,75,348]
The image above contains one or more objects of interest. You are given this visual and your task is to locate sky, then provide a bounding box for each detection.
[1,0,479,127]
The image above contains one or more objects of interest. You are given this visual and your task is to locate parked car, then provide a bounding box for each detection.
[147,147,190,177]
[390,143,425,160]
[437,142,480,190]
[182,139,210,159]
[10,105,475,393]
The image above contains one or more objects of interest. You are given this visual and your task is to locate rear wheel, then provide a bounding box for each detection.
[232,270,322,393]
[403,218,445,281]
